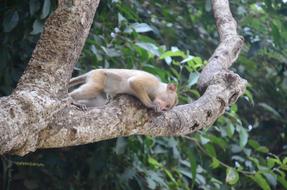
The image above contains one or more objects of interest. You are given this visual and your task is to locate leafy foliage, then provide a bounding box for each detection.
[0,0,286,190]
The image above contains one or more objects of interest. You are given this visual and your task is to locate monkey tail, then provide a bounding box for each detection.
[69,74,87,88]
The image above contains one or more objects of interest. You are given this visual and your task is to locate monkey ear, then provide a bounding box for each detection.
[167,83,177,91]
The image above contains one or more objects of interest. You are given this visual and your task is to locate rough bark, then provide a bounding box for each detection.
[0,0,247,156]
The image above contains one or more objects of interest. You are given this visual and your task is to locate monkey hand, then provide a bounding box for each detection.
[152,102,163,113]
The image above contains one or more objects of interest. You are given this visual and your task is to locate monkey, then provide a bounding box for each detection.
[69,69,178,112]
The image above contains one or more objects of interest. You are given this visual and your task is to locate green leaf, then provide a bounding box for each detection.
[208,134,227,150]
[186,149,197,189]
[30,19,43,35]
[3,11,19,32]
[179,168,192,179]
[251,173,271,190]
[204,143,217,157]
[144,137,154,148]
[225,168,239,185]
[29,0,41,16]
[210,157,220,169]
[101,47,121,57]
[163,169,176,183]
[146,170,167,187]
[249,157,260,168]
[205,0,212,12]
[267,157,281,168]
[226,123,235,138]
[148,157,162,169]
[191,57,203,66]
[258,103,281,118]
[180,55,194,64]
[187,72,199,87]
[238,126,248,148]
[146,177,157,189]
[116,4,139,20]
[117,12,126,24]
[115,137,127,155]
[256,146,269,153]
[200,135,210,145]
[248,139,269,153]
[159,50,185,59]
[41,0,51,19]
[190,156,197,188]
[124,23,153,33]
[135,42,160,56]
[277,175,287,189]
[248,139,260,149]
[231,104,238,113]
[244,89,254,105]
[263,173,277,187]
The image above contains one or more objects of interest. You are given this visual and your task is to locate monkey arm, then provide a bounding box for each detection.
[129,78,160,111]
[129,79,153,106]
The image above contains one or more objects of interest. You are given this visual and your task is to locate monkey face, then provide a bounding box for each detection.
[153,84,177,112]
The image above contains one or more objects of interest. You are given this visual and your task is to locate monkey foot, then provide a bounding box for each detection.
[71,102,88,111]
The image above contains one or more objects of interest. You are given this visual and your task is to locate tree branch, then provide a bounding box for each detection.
[0,0,100,155]
[0,0,247,156]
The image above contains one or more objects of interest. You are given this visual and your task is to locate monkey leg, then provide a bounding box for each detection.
[69,74,87,88]
[69,83,103,101]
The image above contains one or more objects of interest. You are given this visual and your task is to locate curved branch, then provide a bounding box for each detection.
[0,0,247,156]
[198,0,245,90]
[37,0,246,150]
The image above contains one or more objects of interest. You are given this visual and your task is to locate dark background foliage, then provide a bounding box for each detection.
[0,0,286,189]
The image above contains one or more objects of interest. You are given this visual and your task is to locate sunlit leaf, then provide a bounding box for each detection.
[211,157,220,169]
[124,23,153,33]
[148,157,161,169]
[159,50,185,59]
[180,55,194,64]
[135,42,160,56]
[225,168,239,185]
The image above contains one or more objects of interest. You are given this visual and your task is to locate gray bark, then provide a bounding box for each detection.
[0,0,247,156]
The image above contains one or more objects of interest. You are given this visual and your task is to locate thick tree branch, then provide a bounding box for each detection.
[0,0,247,156]
[0,0,100,155]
